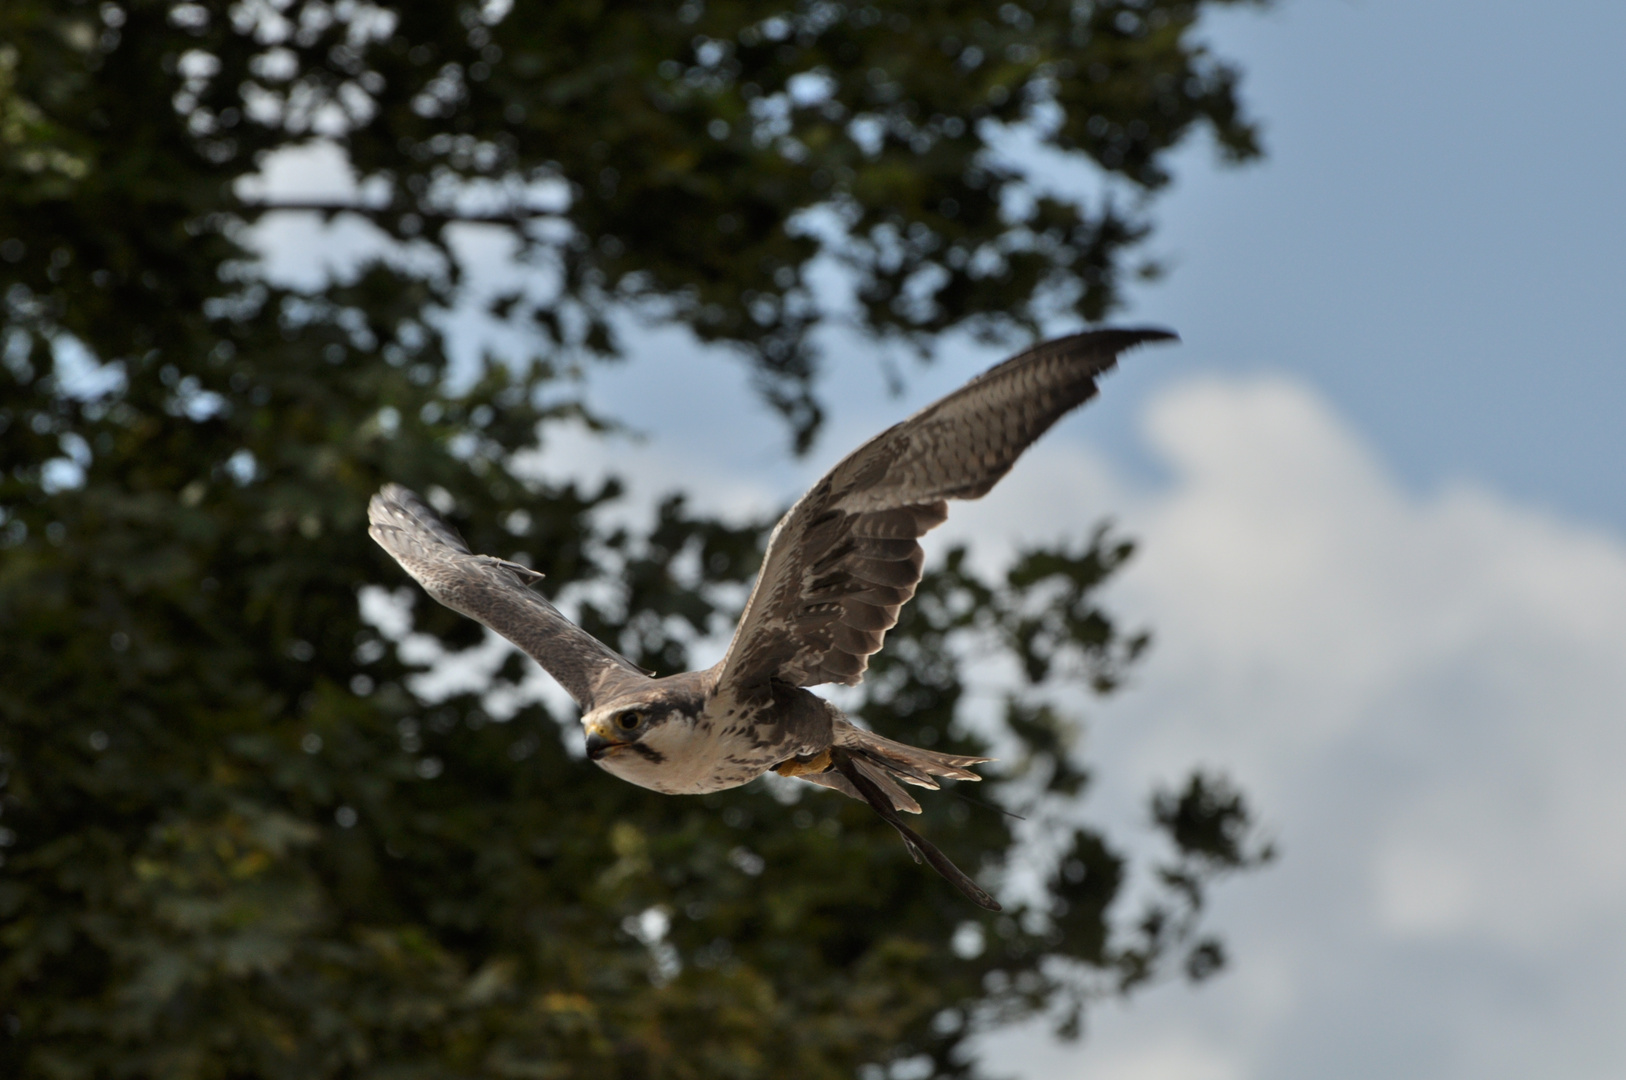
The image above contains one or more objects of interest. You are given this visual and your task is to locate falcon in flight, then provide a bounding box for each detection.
[368,328,1176,909]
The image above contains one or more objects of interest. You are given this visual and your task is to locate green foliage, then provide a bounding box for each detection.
[1,0,1267,448]
[1,1,1273,1076]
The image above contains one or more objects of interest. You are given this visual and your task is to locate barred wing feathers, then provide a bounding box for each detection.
[714,328,1176,698]
[367,484,650,711]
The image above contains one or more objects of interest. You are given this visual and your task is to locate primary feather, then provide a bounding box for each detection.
[367,485,650,712]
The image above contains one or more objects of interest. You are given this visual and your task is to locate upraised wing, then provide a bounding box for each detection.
[713,328,1176,700]
[367,484,651,711]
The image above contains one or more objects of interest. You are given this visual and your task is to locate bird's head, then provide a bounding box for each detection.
[579,677,707,791]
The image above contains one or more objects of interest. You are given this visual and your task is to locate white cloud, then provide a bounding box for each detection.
[953,375,1626,1079]
[997,1033,1245,1080]
[1127,379,1626,946]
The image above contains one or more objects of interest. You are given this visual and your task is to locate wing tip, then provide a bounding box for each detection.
[1072,324,1180,352]
[964,325,1180,391]
[1122,324,1180,343]
[368,482,423,522]
[367,482,472,559]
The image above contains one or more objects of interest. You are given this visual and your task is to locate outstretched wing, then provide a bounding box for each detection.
[713,328,1176,699]
[367,484,651,711]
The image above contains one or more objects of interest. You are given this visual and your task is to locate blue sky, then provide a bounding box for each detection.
[254,2,1626,1077]
[1115,0,1626,531]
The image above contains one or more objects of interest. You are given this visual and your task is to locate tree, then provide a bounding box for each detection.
[0,1,1273,1077]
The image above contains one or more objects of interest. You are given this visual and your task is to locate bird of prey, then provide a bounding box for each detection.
[368,328,1176,909]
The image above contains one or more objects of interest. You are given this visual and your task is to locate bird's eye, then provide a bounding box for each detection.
[614,710,642,732]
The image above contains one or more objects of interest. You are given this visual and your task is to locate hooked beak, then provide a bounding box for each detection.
[583,721,626,761]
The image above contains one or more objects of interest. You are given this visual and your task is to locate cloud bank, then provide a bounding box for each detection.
[964,377,1626,1080]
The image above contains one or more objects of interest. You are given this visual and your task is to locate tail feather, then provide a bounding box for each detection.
[836,724,991,786]
[828,748,1003,911]
[853,759,922,814]
[795,722,993,813]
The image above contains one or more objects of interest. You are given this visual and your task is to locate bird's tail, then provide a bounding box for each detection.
[826,744,1003,911]
[795,721,991,814]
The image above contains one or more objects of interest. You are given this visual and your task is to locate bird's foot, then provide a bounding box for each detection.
[773,749,833,777]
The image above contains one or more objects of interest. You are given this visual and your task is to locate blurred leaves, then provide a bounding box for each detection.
[1,0,1267,449]
[1,1,1272,1077]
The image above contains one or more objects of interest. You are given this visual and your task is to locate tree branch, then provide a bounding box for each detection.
[237,200,567,226]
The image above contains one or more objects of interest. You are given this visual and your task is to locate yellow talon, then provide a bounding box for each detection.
[774,749,833,778]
